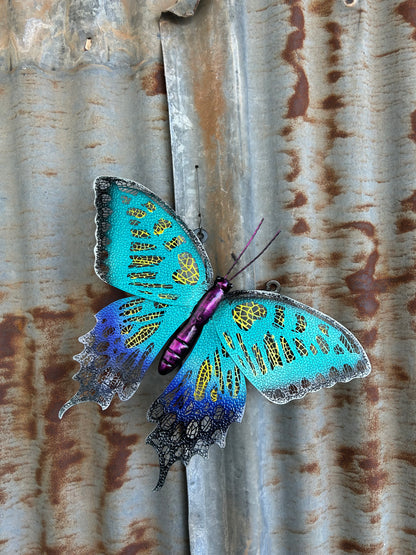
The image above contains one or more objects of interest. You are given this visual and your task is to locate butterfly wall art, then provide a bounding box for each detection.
[59,176,371,489]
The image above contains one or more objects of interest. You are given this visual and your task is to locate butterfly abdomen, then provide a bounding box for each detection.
[158,277,232,375]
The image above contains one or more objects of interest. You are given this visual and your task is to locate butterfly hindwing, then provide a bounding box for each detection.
[59,297,194,417]
[95,176,213,304]
[146,319,247,489]
[213,290,371,404]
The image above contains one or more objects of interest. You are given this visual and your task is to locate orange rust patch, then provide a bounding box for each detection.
[0,314,27,360]
[322,94,345,110]
[300,461,320,474]
[327,70,343,83]
[360,327,377,348]
[392,365,410,382]
[396,215,416,234]
[401,190,416,212]
[408,294,416,315]
[292,218,310,234]
[284,149,301,182]
[308,0,333,17]
[364,384,379,404]
[396,1,416,40]
[141,62,167,96]
[280,124,293,137]
[326,21,343,52]
[337,440,388,496]
[329,251,343,265]
[322,164,342,200]
[337,445,356,471]
[286,191,307,208]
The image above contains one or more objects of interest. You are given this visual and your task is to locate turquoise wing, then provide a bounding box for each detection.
[212,290,371,403]
[94,176,213,303]
[146,319,247,489]
[59,297,193,417]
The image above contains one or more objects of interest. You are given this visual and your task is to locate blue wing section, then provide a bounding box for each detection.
[59,296,192,417]
[146,320,247,489]
[212,290,371,404]
[94,176,213,304]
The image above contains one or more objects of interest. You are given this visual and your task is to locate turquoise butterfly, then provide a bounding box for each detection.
[60,176,371,489]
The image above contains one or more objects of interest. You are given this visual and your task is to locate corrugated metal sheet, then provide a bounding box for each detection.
[1,0,415,553]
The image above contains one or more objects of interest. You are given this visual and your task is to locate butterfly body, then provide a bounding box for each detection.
[159,276,232,374]
[60,176,371,489]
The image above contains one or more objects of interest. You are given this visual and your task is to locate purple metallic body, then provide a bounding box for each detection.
[158,276,232,375]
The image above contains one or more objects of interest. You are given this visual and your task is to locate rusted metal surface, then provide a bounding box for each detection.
[1,0,415,553]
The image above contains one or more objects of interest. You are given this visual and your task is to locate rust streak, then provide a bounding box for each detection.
[345,250,414,317]
[338,539,384,554]
[408,109,416,143]
[282,2,309,119]
[99,419,140,492]
[339,221,375,238]
[284,149,301,182]
[120,519,160,554]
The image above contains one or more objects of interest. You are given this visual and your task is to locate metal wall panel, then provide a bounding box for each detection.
[1,0,415,553]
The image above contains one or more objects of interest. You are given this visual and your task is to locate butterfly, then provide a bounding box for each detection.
[59,176,371,489]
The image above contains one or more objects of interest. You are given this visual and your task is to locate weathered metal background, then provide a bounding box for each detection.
[1,0,415,553]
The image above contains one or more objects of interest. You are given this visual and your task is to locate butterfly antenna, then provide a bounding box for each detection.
[228,228,281,281]
[225,218,264,278]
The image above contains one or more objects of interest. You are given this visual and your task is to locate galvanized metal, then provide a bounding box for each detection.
[1,0,415,553]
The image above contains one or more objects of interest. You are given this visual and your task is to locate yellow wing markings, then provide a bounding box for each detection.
[194,358,212,401]
[153,218,172,235]
[172,252,200,285]
[127,207,146,219]
[232,302,267,331]
[125,322,161,348]
[129,255,164,268]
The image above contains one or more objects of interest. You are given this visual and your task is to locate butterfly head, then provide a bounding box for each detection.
[214,276,232,293]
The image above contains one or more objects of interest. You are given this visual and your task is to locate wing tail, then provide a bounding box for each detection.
[146,325,247,489]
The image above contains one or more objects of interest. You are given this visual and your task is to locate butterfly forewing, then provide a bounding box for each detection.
[95,176,213,304]
[213,290,371,404]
